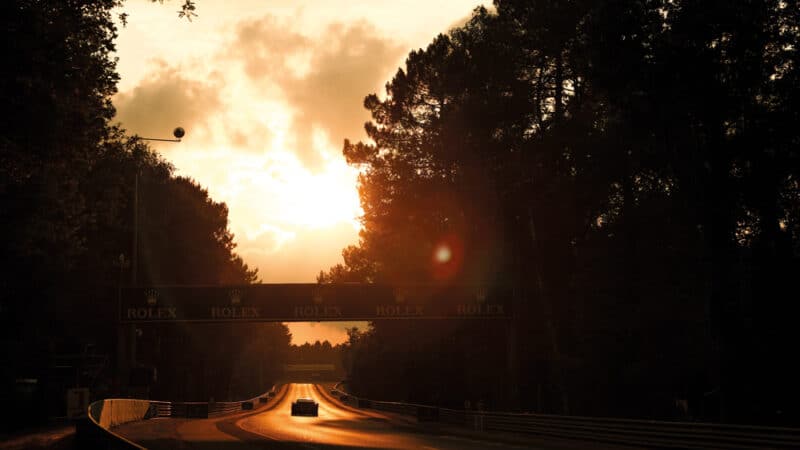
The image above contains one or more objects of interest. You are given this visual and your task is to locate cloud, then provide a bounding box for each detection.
[115,14,405,168]
[231,17,406,170]
[240,225,297,255]
[113,62,223,141]
[233,15,311,81]
[238,222,359,283]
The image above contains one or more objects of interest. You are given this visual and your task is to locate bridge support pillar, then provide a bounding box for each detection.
[115,323,136,396]
[506,318,519,410]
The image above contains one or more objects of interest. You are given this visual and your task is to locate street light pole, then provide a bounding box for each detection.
[119,127,185,396]
[132,173,138,285]
[131,127,185,286]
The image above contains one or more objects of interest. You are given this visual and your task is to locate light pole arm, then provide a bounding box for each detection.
[137,127,184,142]
[138,137,182,142]
[130,127,184,285]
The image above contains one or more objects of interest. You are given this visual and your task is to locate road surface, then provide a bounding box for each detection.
[114,383,634,449]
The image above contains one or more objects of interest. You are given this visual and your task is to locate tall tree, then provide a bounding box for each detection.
[325,0,800,423]
[0,0,288,423]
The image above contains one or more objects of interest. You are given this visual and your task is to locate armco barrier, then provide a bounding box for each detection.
[94,399,152,429]
[329,387,800,449]
[79,399,150,449]
[170,402,209,418]
[80,385,281,449]
[209,401,242,417]
[417,405,439,422]
[149,401,171,417]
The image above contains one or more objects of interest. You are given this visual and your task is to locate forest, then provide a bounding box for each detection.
[0,0,290,429]
[321,0,800,425]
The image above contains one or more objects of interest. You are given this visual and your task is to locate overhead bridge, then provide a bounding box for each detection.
[119,283,512,323]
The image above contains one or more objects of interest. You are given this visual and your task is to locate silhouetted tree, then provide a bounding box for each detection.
[323,1,800,424]
[0,0,289,421]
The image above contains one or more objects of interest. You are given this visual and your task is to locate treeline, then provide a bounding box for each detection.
[0,1,288,426]
[323,1,800,425]
[288,340,342,366]
[142,322,290,402]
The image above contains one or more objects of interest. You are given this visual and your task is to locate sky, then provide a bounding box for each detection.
[112,0,489,344]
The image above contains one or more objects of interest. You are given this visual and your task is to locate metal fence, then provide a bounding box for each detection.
[149,401,171,418]
[328,387,800,449]
[144,386,279,419]
[80,385,282,449]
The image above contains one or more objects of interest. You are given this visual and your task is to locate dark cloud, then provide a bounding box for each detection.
[113,62,223,142]
[232,17,406,170]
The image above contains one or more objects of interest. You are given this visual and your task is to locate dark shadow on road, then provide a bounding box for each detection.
[136,437,401,450]
[212,414,412,450]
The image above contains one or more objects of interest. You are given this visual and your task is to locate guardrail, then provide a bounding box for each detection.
[78,385,282,449]
[328,387,800,449]
[139,386,280,419]
[77,399,150,449]
[149,401,171,418]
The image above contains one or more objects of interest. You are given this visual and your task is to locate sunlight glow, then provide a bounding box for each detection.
[271,153,363,229]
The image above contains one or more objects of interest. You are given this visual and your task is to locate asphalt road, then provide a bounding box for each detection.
[114,383,633,450]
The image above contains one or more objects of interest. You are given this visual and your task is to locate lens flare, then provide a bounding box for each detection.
[434,245,452,263]
[430,235,463,282]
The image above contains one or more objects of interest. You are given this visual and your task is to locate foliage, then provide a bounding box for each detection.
[0,0,285,421]
[288,340,342,368]
[323,1,800,424]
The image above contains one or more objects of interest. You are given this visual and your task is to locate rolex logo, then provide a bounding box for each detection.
[145,289,159,306]
[312,288,324,304]
[229,289,242,305]
[475,288,487,303]
[393,288,407,304]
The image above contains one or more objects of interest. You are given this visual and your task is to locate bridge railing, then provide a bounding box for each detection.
[328,387,800,449]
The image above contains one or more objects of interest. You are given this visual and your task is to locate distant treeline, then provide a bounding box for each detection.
[0,1,290,427]
[288,340,346,376]
[322,1,800,425]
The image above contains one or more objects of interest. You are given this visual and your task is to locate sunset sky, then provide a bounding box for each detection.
[112,0,489,344]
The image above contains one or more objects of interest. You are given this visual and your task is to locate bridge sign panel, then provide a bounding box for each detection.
[119,284,512,323]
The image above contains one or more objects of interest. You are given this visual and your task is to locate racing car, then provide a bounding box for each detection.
[291,397,319,416]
